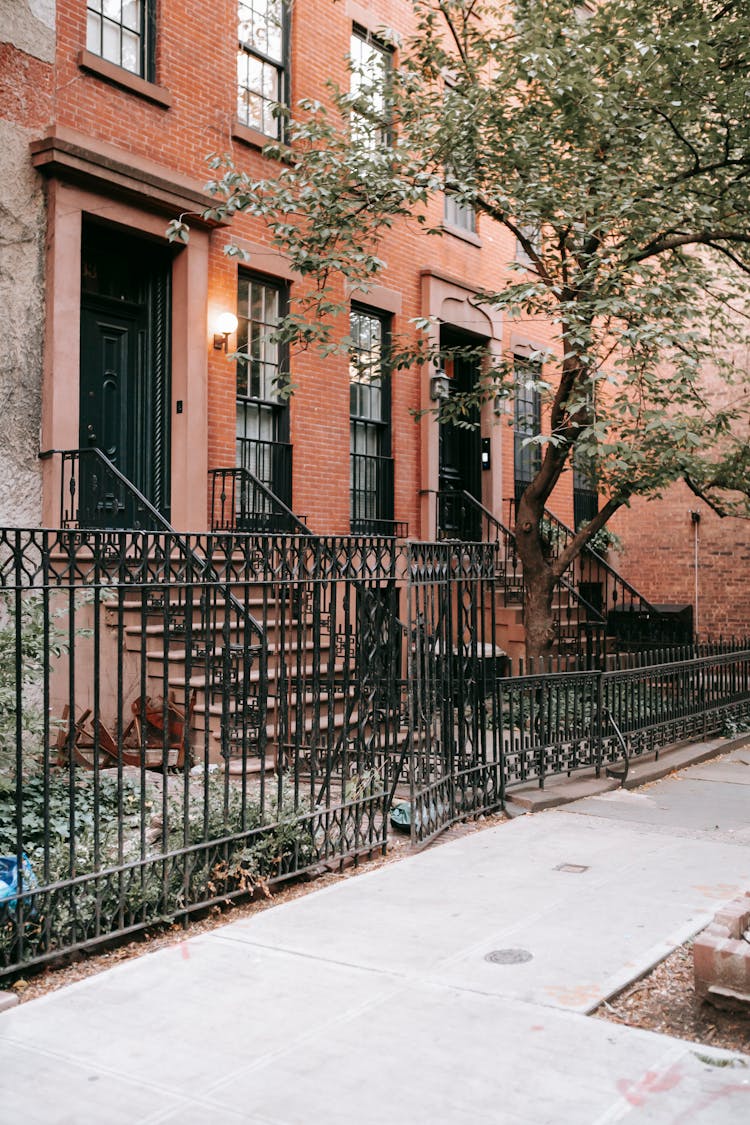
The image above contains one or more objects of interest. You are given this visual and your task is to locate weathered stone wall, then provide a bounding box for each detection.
[0,1,55,526]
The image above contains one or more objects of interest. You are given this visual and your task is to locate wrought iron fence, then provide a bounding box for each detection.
[0,529,402,975]
[1,527,748,973]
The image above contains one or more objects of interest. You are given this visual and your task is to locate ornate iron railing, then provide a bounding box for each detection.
[437,490,607,660]
[508,501,690,647]
[40,447,171,532]
[210,466,311,534]
[1,524,748,969]
[350,452,401,536]
[437,488,482,542]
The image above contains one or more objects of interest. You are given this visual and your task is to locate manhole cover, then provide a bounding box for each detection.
[555,863,589,874]
[485,948,533,965]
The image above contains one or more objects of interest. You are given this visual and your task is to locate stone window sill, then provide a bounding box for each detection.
[78,50,172,109]
[232,120,276,151]
[442,222,482,248]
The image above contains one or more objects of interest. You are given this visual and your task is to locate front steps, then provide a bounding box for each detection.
[110,581,403,776]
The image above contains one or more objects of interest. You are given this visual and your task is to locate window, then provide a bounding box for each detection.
[236,274,291,510]
[350,307,393,533]
[442,80,477,235]
[350,27,391,148]
[237,0,287,138]
[513,356,542,502]
[516,223,542,268]
[86,1,154,78]
[444,192,476,234]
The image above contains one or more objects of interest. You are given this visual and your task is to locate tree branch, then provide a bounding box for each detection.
[631,230,750,266]
[551,497,625,580]
[683,474,735,517]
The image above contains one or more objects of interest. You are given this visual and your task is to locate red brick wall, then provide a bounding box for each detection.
[1,43,53,127]
[50,0,571,536]
[610,483,750,640]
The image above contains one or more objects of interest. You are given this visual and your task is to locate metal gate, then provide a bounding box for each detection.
[405,541,504,845]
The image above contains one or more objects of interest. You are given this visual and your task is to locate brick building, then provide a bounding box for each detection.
[1,0,748,642]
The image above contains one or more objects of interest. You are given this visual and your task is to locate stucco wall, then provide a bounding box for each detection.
[0,1,54,526]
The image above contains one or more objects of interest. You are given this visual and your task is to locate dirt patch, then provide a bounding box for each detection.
[595,940,750,1055]
[2,810,507,1005]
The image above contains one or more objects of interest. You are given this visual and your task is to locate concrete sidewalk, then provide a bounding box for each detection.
[1,744,749,1124]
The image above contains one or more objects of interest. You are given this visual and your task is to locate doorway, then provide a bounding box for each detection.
[438,328,483,540]
[79,222,171,528]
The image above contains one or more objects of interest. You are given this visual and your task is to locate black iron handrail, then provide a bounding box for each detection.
[40,447,264,641]
[508,499,694,648]
[209,466,312,535]
[40,447,174,533]
[438,490,605,624]
[522,502,659,616]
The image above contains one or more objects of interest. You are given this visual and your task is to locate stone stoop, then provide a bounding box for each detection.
[693,890,750,1012]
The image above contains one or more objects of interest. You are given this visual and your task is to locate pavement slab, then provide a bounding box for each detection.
[215,812,750,1011]
[570,749,750,837]
[1,748,749,1123]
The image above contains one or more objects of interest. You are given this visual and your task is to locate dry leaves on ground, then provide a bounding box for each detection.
[595,941,750,1055]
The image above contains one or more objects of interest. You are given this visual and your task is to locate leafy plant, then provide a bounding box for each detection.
[0,588,101,782]
[0,772,316,970]
[0,771,143,857]
[720,716,750,739]
[578,523,623,557]
[0,593,67,779]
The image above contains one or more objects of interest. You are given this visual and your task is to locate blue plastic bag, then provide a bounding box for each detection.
[0,854,37,915]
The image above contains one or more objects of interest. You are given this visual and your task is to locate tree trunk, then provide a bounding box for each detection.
[514,493,558,664]
[522,566,557,664]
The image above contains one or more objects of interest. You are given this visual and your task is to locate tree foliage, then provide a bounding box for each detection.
[179,0,750,653]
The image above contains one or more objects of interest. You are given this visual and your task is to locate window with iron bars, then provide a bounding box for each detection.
[236,274,291,514]
[513,356,542,503]
[86,0,155,79]
[350,307,393,534]
[350,25,392,149]
[237,0,288,138]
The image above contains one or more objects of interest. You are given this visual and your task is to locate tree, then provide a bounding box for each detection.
[178,0,750,659]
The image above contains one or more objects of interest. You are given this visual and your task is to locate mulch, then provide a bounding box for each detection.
[595,940,750,1055]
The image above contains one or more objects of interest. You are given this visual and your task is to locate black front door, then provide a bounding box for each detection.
[439,332,483,539]
[79,223,171,528]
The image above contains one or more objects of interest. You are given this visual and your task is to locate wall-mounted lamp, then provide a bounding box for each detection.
[213,311,239,352]
[430,366,450,402]
[493,391,509,417]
